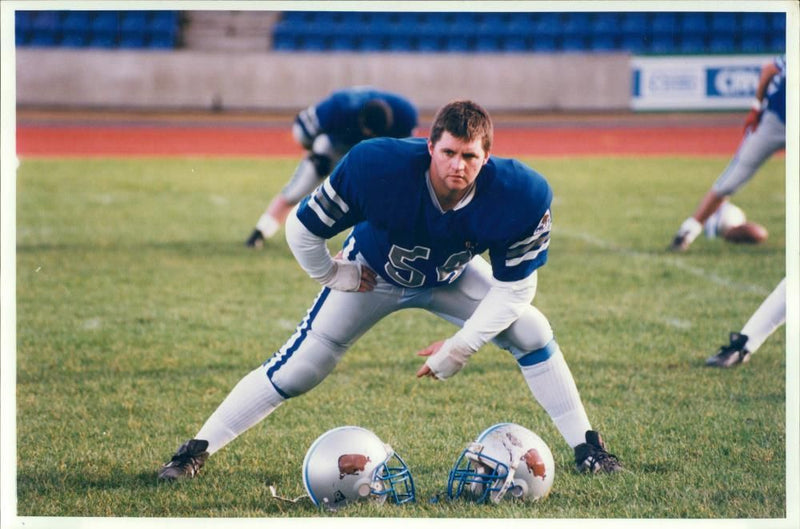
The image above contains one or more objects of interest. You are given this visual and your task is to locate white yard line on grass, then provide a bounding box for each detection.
[560,229,771,297]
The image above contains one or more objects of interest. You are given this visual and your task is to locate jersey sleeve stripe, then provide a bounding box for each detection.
[505,235,550,267]
[322,180,350,213]
[308,197,336,227]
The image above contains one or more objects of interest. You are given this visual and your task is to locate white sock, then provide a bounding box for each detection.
[741,278,786,354]
[196,366,285,455]
[255,213,281,239]
[519,348,592,448]
[677,216,703,245]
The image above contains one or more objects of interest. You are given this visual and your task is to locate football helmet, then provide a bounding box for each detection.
[704,201,746,238]
[302,426,415,510]
[447,423,554,503]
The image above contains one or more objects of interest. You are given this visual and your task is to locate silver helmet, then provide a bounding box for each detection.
[302,426,415,510]
[447,422,555,503]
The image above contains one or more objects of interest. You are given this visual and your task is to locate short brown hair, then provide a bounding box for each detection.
[429,100,493,153]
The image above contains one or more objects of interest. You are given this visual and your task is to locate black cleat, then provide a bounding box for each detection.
[245,228,265,248]
[574,431,622,473]
[158,439,209,481]
[668,232,691,252]
[705,332,751,368]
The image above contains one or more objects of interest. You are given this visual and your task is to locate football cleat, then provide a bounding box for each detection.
[245,228,265,248]
[668,232,692,252]
[158,439,209,481]
[705,332,751,368]
[574,431,622,474]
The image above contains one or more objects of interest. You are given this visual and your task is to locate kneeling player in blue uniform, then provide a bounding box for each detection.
[246,87,418,247]
[161,100,622,480]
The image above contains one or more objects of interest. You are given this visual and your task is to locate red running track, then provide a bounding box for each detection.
[15,121,756,158]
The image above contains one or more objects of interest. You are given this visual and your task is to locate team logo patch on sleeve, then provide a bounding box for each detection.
[505,209,551,267]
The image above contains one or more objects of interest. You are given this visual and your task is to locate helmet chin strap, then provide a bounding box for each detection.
[269,485,310,504]
[492,458,523,504]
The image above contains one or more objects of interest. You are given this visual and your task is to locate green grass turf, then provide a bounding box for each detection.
[13,155,786,520]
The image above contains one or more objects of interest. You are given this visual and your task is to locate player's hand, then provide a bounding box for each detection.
[743,108,761,134]
[320,253,377,292]
[416,338,471,380]
[415,340,445,379]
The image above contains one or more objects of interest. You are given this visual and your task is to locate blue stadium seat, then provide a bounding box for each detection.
[121,11,148,37]
[621,33,648,53]
[740,34,766,53]
[590,34,618,51]
[710,12,737,34]
[532,13,560,37]
[91,11,120,37]
[680,12,708,36]
[60,31,89,47]
[770,12,786,32]
[89,33,117,48]
[678,34,706,53]
[767,33,784,52]
[357,34,386,51]
[592,12,621,36]
[741,12,768,33]
[709,33,736,53]
[474,35,502,52]
[562,12,591,36]
[561,35,587,52]
[15,11,33,45]
[649,33,675,53]
[651,12,677,35]
[502,35,529,51]
[62,11,91,32]
[531,34,556,52]
[620,12,648,35]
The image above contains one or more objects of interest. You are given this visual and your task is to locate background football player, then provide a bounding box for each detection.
[670,55,785,251]
[246,86,418,247]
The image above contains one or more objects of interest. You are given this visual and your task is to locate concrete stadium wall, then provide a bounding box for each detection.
[16,48,631,112]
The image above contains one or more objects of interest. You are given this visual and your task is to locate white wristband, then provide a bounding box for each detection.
[425,336,475,380]
[751,98,762,111]
[318,259,362,292]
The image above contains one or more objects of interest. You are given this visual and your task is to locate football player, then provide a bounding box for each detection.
[245,87,418,247]
[670,55,786,251]
[705,277,786,367]
[160,100,621,481]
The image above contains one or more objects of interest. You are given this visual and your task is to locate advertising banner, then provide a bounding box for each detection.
[631,55,775,110]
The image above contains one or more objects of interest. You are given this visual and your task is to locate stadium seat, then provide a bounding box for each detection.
[710,12,737,35]
[678,34,706,54]
[91,11,120,37]
[740,35,766,54]
[592,12,621,36]
[562,12,591,37]
[561,34,588,51]
[770,12,786,32]
[649,33,675,54]
[620,12,648,35]
[530,34,556,52]
[767,33,785,52]
[709,33,736,53]
[680,12,708,36]
[621,33,648,53]
[590,34,618,51]
[741,12,768,33]
[62,11,91,32]
[651,12,677,35]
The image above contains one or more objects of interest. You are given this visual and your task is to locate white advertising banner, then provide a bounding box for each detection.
[631,55,775,111]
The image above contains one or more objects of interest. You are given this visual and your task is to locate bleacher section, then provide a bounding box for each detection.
[272,11,786,54]
[15,11,181,49]
[15,10,786,55]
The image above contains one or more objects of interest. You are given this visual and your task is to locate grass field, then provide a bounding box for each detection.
[11,153,789,524]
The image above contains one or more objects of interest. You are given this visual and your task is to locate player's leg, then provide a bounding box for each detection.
[426,257,621,472]
[247,131,347,246]
[159,283,399,480]
[706,277,786,367]
[669,112,785,252]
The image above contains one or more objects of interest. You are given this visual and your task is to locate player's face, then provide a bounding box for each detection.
[428,132,489,207]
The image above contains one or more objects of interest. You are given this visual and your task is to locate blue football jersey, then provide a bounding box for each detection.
[296,137,553,287]
[765,55,786,123]
[315,88,419,146]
